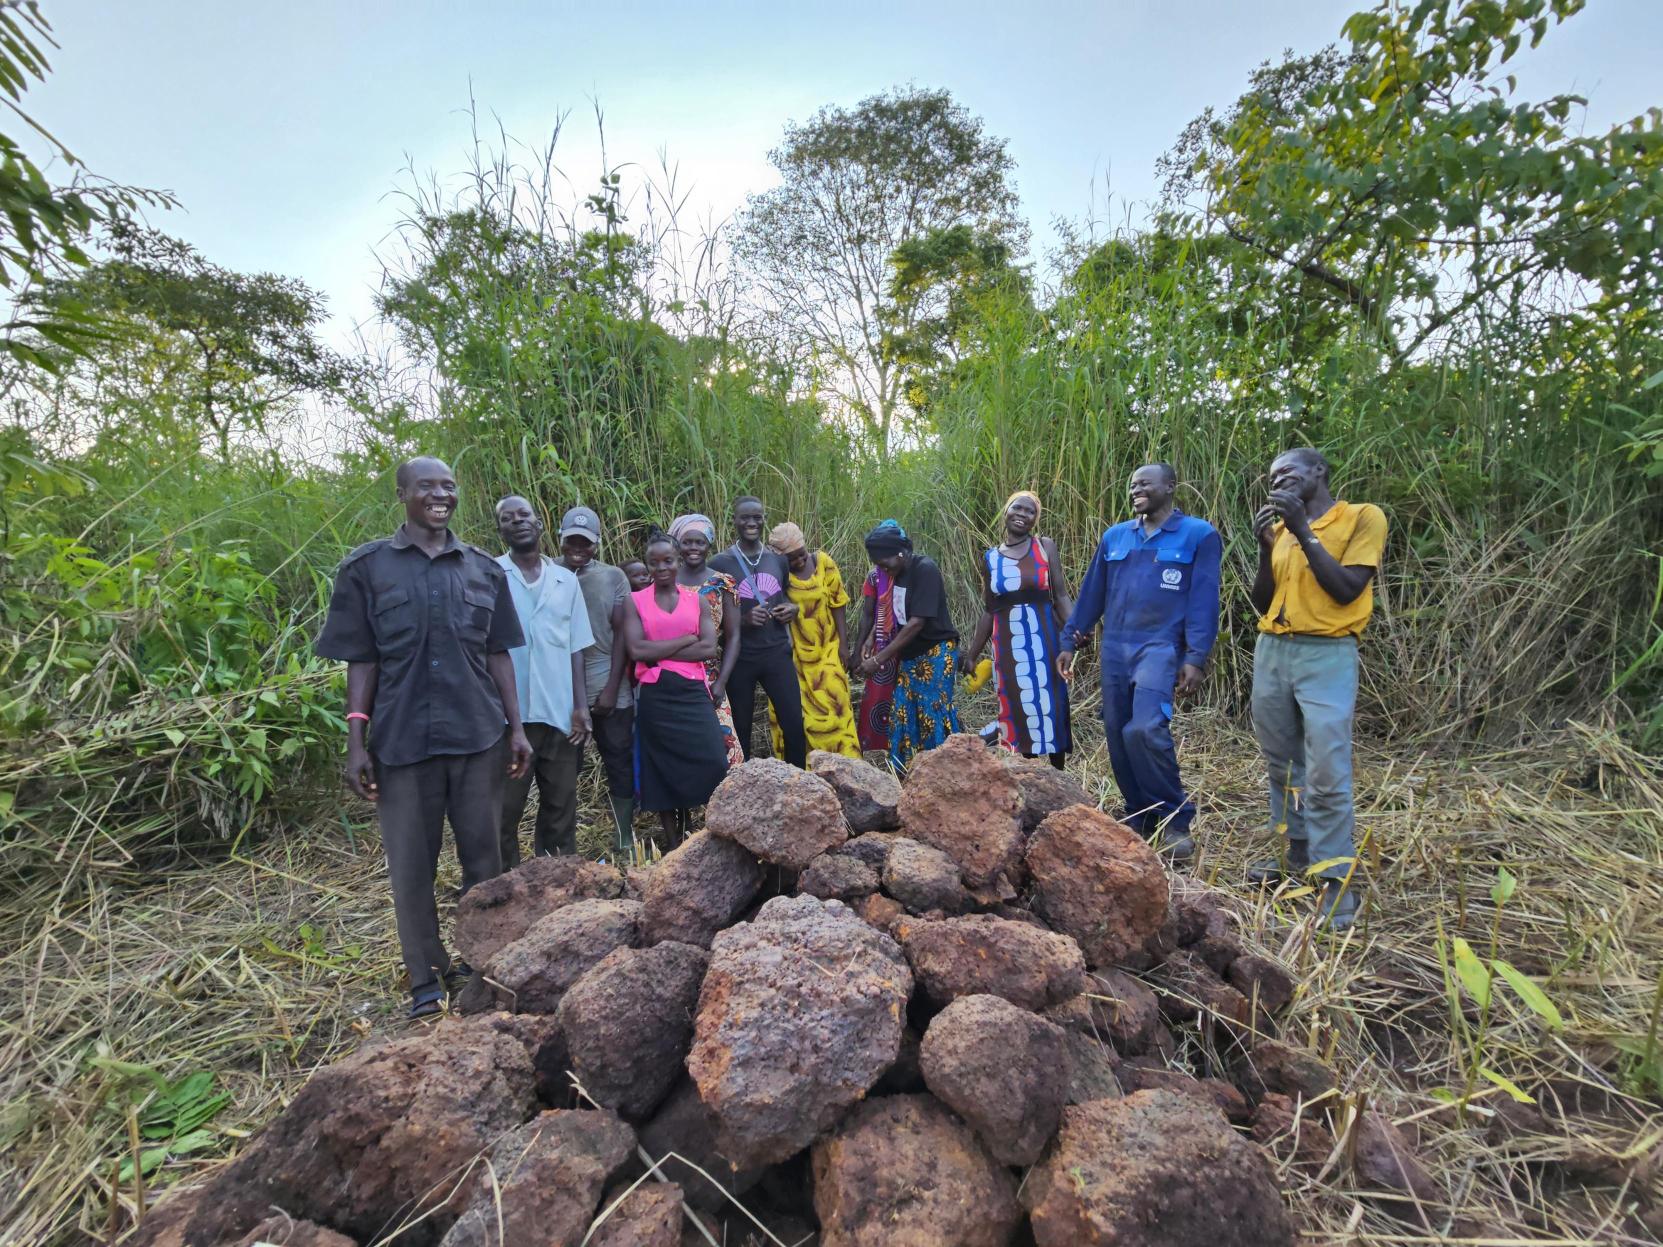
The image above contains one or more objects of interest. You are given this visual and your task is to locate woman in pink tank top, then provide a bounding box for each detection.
[621,532,731,848]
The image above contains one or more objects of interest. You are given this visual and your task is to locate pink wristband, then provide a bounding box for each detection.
[346,712,370,724]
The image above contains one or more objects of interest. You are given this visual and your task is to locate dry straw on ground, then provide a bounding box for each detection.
[1,709,1659,1246]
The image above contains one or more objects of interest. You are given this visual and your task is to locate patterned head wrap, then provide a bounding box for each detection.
[668,513,716,544]
[1003,490,1042,521]
[863,518,912,559]
[767,521,806,554]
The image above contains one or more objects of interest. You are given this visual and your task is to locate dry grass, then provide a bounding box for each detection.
[1175,712,1663,1245]
[1,707,1659,1246]
[0,820,402,1247]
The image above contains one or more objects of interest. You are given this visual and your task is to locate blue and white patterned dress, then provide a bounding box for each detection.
[983,539,1073,757]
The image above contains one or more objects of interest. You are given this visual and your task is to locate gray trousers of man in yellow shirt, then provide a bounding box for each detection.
[1251,633,1359,880]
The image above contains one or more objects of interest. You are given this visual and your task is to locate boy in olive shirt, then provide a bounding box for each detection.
[558,506,637,856]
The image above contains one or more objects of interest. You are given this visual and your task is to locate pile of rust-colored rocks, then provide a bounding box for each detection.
[135,733,1391,1247]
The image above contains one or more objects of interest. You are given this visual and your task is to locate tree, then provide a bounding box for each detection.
[378,201,650,387]
[1053,228,1356,424]
[29,223,360,461]
[735,86,1024,454]
[1159,0,1663,369]
[0,2,169,373]
[882,224,1030,416]
[375,187,664,449]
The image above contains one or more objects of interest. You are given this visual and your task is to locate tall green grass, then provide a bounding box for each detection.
[368,122,884,560]
[908,234,1661,739]
[2,127,1657,895]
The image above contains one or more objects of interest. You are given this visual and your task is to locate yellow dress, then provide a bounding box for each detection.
[770,551,862,758]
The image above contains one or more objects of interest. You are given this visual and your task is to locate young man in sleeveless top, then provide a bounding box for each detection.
[707,495,809,766]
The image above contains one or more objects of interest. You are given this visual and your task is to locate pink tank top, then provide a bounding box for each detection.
[633,584,707,684]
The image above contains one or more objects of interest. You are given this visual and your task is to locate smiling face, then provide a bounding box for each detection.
[1269,452,1324,503]
[561,534,595,571]
[872,551,909,578]
[784,545,811,577]
[734,498,765,545]
[622,560,651,590]
[644,541,679,587]
[1129,465,1175,517]
[496,496,542,552]
[679,530,710,569]
[1005,496,1038,538]
[398,458,457,534]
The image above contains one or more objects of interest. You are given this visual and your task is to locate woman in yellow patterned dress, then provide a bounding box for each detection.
[766,522,861,757]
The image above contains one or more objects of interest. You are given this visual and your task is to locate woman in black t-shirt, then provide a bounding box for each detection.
[855,520,962,771]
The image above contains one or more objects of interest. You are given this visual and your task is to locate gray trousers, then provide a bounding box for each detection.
[500,721,580,865]
[1251,633,1359,880]
[375,737,505,989]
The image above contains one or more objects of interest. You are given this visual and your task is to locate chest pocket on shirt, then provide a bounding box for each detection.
[461,582,497,644]
[1155,544,1193,590]
[371,585,416,653]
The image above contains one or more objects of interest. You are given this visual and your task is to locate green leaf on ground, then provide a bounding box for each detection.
[1480,1067,1536,1103]
[1493,960,1564,1030]
[1491,867,1517,906]
[1453,938,1492,1008]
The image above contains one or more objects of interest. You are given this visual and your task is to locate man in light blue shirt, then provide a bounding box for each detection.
[495,495,594,863]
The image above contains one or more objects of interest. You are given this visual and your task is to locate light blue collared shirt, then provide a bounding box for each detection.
[495,554,594,733]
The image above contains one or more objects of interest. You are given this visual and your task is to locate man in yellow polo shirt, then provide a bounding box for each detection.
[1246,447,1386,932]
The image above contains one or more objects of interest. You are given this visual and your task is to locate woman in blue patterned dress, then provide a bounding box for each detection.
[962,490,1075,768]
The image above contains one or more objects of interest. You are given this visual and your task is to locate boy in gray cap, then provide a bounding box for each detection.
[558,506,637,856]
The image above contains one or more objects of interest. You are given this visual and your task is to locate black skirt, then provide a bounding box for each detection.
[635,672,730,812]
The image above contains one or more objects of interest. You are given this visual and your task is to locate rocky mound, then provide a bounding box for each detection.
[131,736,1373,1247]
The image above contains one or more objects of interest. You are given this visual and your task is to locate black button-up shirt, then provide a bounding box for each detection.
[315,525,524,767]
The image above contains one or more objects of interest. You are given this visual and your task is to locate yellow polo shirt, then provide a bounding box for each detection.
[1258,501,1387,638]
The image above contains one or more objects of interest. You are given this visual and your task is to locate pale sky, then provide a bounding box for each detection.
[26,1,1662,348]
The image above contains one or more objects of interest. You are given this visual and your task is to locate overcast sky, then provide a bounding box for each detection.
[26,1,1662,346]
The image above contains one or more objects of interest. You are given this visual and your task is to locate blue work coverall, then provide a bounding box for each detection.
[1062,511,1222,833]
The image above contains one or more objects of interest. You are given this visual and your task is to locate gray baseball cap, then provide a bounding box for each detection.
[559,506,602,543]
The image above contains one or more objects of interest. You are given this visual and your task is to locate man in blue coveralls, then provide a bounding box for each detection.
[1058,463,1221,863]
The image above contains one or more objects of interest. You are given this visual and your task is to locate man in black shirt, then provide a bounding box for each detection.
[857,522,962,771]
[708,495,809,767]
[315,456,532,1018]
